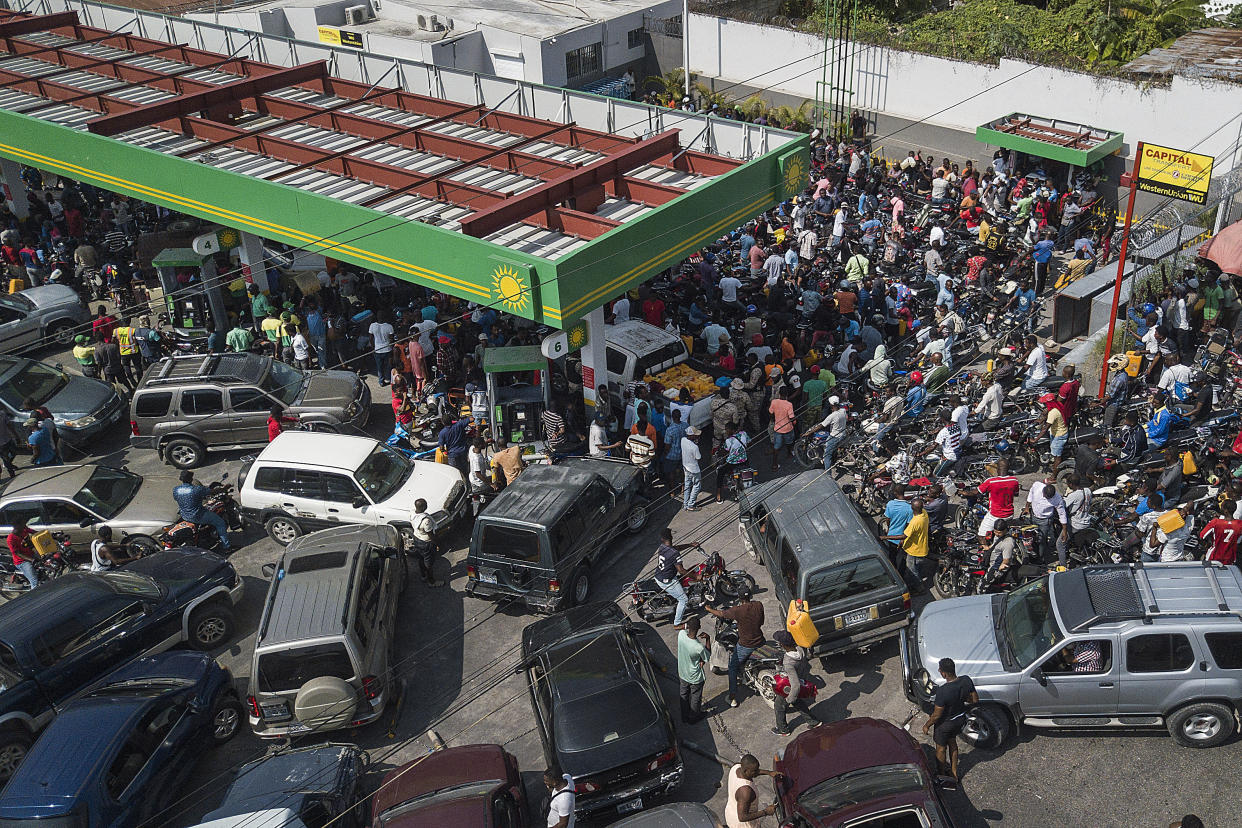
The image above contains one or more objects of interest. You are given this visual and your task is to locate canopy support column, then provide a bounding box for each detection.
[237,232,271,295]
[580,306,608,413]
[0,158,29,219]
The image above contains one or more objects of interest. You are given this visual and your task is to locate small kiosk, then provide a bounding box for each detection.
[152,247,235,350]
[483,345,549,446]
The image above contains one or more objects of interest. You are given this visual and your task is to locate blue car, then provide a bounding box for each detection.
[0,651,243,828]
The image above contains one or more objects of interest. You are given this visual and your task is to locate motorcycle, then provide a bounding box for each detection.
[931,528,1044,599]
[713,619,819,709]
[629,546,757,623]
[1,532,77,600]
[158,478,243,552]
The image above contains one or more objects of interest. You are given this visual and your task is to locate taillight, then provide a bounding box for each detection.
[247,695,261,718]
[548,579,561,593]
[466,565,477,580]
[646,748,677,771]
[129,420,139,436]
[362,675,380,700]
[902,592,911,611]
[574,780,600,793]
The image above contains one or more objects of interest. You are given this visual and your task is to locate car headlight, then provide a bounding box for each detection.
[61,414,97,429]
[345,403,358,418]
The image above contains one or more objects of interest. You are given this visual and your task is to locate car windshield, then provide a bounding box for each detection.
[376,781,499,826]
[0,294,32,313]
[74,466,142,519]
[805,558,896,605]
[262,360,304,406]
[797,763,927,816]
[1001,576,1063,669]
[355,444,411,503]
[552,682,659,752]
[256,643,354,693]
[0,359,68,410]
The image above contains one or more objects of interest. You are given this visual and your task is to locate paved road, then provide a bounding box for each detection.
[14,344,1238,828]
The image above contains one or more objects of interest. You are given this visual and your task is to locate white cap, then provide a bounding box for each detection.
[828,395,841,406]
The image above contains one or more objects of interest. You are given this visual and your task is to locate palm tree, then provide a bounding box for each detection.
[693,81,732,111]
[1117,0,1205,33]
[644,69,687,105]
[738,93,769,122]
[769,100,815,131]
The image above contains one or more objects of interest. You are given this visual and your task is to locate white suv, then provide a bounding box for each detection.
[238,432,468,547]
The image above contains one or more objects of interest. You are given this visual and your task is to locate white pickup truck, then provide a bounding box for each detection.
[604,320,719,429]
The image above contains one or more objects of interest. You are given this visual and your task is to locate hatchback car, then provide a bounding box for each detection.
[773,718,955,828]
[0,355,126,446]
[520,603,682,820]
[129,352,370,469]
[238,432,467,547]
[0,464,178,554]
[193,744,370,828]
[0,650,243,828]
[0,284,89,352]
[371,744,528,828]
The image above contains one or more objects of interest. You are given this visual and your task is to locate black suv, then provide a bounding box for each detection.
[520,604,682,821]
[466,458,648,613]
[0,548,243,782]
[129,352,370,469]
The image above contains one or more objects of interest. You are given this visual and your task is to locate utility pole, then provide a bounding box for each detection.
[682,0,691,103]
[1099,142,1142,399]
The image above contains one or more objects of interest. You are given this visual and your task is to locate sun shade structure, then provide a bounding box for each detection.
[0,5,808,328]
[976,113,1123,168]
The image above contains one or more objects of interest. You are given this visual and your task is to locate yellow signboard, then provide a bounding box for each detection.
[1135,142,1214,205]
[317,26,364,49]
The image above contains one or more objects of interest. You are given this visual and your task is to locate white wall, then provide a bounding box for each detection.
[689,14,1242,166]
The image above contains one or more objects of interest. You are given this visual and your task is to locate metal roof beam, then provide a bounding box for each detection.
[0,65,123,115]
[87,61,329,136]
[604,176,684,207]
[459,130,681,238]
[1,38,222,97]
[544,207,621,238]
[0,11,78,41]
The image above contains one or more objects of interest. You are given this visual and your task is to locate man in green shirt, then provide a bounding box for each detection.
[1015,192,1034,221]
[924,352,952,393]
[801,365,828,429]
[1202,277,1224,330]
[226,321,254,353]
[249,285,274,326]
[677,616,711,724]
[844,249,870,284]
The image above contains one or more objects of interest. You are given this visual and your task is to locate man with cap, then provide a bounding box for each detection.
[1035,391,1070,476]
[817,396,848,470]
[680,425,703,510]
[771,630,823,735]
[1102,353,1132,428]
[72,334,97,378]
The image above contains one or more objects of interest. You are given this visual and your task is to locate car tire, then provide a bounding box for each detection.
[165,438,206,470]
[567,567,591,606]
[625,501,649,534]
[0,724,32,785]
[265,515,303,546]
[960,704,1012,751]
[1167,702,1237,748]
[211,694,244,745]
[395,524,416,552]
[48,320,76,347]
[188,602,235,651]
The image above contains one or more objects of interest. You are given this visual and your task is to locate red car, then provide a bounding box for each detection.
[772,717,956,828]
[371,744,529,828]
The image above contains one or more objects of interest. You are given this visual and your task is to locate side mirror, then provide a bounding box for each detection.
[1032,668,1047,686]
[261,562,277,578]
[351,497,367,509]
[79,518,94,528]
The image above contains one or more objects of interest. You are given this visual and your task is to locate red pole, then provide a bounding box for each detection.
[1098,141,1143,399]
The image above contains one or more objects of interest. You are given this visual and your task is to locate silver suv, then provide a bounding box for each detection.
[248,524,405,738]
[902,562,1242,749]
[129,352,369,469]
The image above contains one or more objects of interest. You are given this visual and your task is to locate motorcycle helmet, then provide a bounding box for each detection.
[746,304,757,314]
[1142,302,1156,316]
[995,439,1011,453]
[910,370,924,385]
[49,268,62,281]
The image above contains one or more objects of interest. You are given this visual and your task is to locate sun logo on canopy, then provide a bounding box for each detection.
[782,154,808,198]
[216,228,241,249]
[567,322,588,350]
[492,264,530,313]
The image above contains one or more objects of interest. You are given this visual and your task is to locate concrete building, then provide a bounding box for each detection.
[190,0,678,88]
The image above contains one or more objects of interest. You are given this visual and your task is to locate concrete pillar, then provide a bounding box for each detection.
[237,231,272,293]
[0,158,29,220]
[579,306,608,413]
[199,256,230,334]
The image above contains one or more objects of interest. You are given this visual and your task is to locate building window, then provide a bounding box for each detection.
[627,27,643,49]
[565,42,602,82]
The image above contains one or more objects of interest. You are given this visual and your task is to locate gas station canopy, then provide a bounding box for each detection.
[976,113,1123,168]
[0,7,808,329]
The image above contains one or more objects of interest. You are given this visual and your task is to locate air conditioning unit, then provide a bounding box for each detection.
[418,13,447,31]
[344,4,374,25]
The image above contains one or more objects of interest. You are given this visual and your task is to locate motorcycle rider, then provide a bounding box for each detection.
[704,585,765,708]
[652,528,700,630]
[90,525,136,571]
[6,516,39,589]
[172,470,231,552]
[1117,410,1149,463]
[985,519,1018,575]
[1102,353,1132,429]
[1146,390,1180,449]
[771,630,823,736]
[973,373,1004,431]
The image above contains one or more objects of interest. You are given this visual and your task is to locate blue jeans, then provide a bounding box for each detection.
[656,577,688,625]
[934,457,955,478]
[1023,374,1044,391]
[16,560,37,588]
[683,470,701,509]
[821,434,844,469]
[374,350,392,383]
[310,334,328,367]
[728,643,756,699]
[195,509,231,550]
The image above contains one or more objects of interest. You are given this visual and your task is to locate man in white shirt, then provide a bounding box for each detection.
[832,208,847,246]
[930,172,950,204]
[701,320,729,355]
[612,294,631,322]
[973,375,1004,427]
[681,425,703,510]
[368,315,395,387]
[929,222,945,247]
[1022,336,1048,391]
[950,396,970,443]
[931,411,961,479]
[924,244,943,276]
[544,769,576,828]
[1024,481,1068,566]
[764,251,785,286]
[798,228,817,261]
[818,396,848,469]
[588,414,621,457]
[718,273,743,310]
[1158,360,1196,398]
[290,325,312,370]
[415,319,437,354]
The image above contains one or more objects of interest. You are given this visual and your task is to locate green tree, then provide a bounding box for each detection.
[769,100,816,131]
[1227,4,1242,27]
[644,69,687,103]
[693,81,733,110]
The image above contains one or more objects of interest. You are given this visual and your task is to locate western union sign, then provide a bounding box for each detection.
[317,26,364,48]
[1135,142,1214,205]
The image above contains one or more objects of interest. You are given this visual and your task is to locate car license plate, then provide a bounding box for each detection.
[479,569,498,584]
[617,798,643,814]
[843,608,872,627]
[260,703,290,721]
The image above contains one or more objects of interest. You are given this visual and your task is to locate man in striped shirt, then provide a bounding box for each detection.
[930,410,962,479]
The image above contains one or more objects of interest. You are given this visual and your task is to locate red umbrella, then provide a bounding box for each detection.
[1200,219,1242,275]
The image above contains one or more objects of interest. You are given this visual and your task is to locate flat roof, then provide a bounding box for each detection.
[976,113,1123,167]
[0,3,806,328]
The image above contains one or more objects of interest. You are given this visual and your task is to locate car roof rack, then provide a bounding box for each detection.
[144,353,259,387]
[1060,562,1242,632]
[1132,560,1242,622]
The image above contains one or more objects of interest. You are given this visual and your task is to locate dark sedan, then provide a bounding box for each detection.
[520,603,682,821]
[372,744,528,828]
[0,651,242,828]
[773,718,956,828]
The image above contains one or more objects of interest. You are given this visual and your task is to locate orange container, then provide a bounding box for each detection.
[1157,509,1186,534]
[786,599,820,648]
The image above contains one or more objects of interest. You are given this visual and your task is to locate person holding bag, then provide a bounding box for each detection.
[716,423,749,503]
